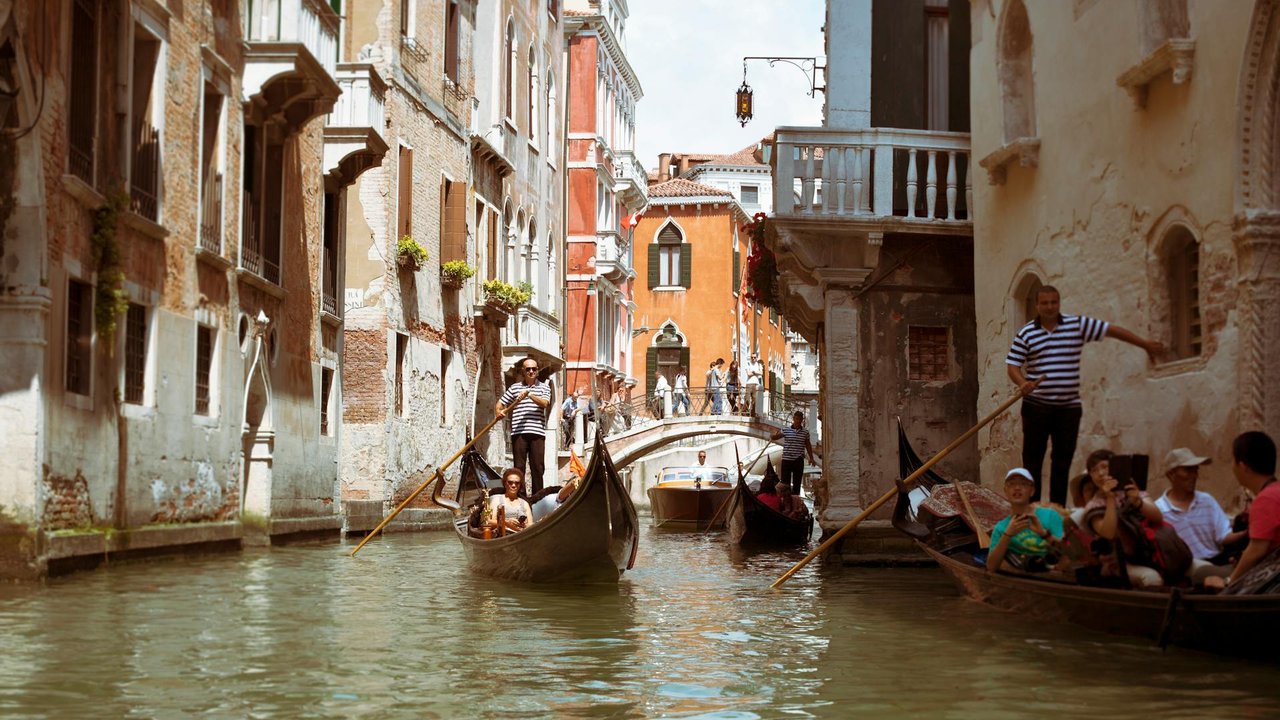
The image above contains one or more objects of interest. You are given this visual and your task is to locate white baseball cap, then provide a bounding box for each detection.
[1004,467,1035,485]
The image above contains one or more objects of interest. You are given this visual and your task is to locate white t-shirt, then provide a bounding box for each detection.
[488,494,533,526]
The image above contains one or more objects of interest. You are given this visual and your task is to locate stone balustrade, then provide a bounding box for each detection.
[244,0,339,76]
[328,63,386,132]
[772,126,973,223]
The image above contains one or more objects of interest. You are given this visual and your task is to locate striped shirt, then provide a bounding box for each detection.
[1006,314,1109,407]
[500,381,551,436]
[779,426,810,461]
[1154,491,1232,560]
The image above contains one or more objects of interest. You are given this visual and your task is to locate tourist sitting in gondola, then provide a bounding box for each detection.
[1079,450,1181,588]
[986,468,1066,573]
[755,472,782,512]
[486,468,536,535]
[777,481,809,520]
[529,476,579,522]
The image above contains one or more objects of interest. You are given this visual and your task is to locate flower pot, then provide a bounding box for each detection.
[441,274,464,290]
[397,254,420,271]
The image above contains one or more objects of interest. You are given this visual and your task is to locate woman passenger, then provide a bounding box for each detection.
[756,472,782,512]
[777,482,809,520]
[487,468,535,535]
[1081,450,1165,588]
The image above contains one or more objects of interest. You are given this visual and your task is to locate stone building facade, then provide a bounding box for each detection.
[765,0,978,539]
[970,0,1280,508]
[562,0,647,409]
[0,0,380,578]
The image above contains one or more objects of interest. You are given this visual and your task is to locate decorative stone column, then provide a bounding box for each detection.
[1234,211,1280,437]
[813,269,871,529]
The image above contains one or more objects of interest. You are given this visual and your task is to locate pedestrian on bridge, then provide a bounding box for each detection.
[674,367,691,416]
[496,356,553,495]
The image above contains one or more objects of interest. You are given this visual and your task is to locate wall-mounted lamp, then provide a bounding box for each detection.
[585,281,597,296]
[735,56,825,127]
[630,325,651,338]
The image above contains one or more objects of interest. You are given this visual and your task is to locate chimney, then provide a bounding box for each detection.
[677,156,690,176]
[658,153,672,181]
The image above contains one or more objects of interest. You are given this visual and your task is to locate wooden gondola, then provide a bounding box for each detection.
[647,465,734,531]
[441,434,639,583]
[891,420,1280,657]
[727,463,813,546]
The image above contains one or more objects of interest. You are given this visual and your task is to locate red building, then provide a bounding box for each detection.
[562,1,647,405]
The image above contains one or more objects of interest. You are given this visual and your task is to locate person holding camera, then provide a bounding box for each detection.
[486,468,535,535]
[1080,449,1166,588]
[987,468,1066,573]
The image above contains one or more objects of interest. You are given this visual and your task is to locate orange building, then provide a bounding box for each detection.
[630,179,790,408]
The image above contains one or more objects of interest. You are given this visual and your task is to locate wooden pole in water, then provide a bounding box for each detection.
[770,389,1026,588]
[349,391,527,557]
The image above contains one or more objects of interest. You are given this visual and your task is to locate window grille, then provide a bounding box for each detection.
[125,304,147,404]
[195,325,213,415]
[320,367,334,435]
[741,185,759,205]
[67,0,98,183]
[1166,230,1202,359]
[908,326,950,382]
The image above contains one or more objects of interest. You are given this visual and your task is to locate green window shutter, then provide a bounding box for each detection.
[733,250,740,293]
[648,244,660,289]
[646,347,658,394]
[769,306,777,325]
[680,244,692,288]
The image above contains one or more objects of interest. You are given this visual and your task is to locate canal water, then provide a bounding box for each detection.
[1,527,1277,719]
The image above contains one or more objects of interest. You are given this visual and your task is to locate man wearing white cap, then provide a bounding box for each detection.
[987,467,1066,573]
[1154,447,1244,582]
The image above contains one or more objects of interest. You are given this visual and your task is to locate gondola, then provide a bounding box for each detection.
[727,463,813,546]
[439,433,639,583]
[891,420,1280,657]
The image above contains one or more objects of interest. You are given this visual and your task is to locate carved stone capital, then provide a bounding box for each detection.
[1234,210,1280,285]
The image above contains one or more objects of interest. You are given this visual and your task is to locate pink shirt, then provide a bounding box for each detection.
[757,491,781,511]
[1248,480,1280,551]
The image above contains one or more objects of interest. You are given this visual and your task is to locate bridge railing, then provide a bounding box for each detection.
[566,386,796,445]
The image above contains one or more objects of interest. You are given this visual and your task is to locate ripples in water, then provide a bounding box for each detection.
[0,527,1277,718]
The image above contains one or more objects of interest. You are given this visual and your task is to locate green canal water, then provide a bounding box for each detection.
[1,527,1277,718]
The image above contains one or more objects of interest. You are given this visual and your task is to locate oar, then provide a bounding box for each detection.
[770,389,1026,588]
[349,391,528,557]
[953,481,990,549]
[703,444,744,533]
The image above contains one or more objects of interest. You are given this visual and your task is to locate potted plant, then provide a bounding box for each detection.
[440,260,476,289]
[397,235,428,271]
[482,279,531,315]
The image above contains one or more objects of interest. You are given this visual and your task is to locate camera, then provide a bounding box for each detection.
[518,514,528,525]
[1108,454,1149,491]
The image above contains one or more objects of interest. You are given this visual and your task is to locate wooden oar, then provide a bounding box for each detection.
[703,444,745,534]
[953,481,990,549]
[349,391,527,557]
[770,389,1026,588]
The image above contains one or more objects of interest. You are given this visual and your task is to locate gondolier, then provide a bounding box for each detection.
[772,411,818,495]
[496,356,553,495]
[1006,285,1163,504]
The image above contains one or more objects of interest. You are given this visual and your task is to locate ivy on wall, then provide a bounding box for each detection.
[91,192,131,344]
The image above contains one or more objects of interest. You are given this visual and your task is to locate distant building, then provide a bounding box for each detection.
[562,0,647,409]
[630,178,790,413]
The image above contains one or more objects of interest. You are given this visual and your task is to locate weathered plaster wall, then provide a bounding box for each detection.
[971,0,1253,508]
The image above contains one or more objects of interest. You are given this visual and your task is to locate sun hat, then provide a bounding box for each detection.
[1163,447,1211,475]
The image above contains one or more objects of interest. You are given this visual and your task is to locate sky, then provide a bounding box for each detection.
[625,0,827,175]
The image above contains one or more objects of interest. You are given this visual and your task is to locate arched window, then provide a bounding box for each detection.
[444,0,460,82]
[544,228,555,309]
[515,209,527,285]
[1142,0,1189,55]
[526,217,537,299]
[546,67,556,161]
[527,45,539,140]
[502,202,514,284]
[1162,225,1201,359]
[504,20,515,120]
[646,322,689,396]
[998,0,1035,142]
[648,221,688,289]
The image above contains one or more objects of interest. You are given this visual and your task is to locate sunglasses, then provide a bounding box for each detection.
[504,479,522,485]
[523,366,539,372]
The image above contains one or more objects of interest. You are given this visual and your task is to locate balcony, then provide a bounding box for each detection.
[614,151,647,208]
[594,230,631,282]
[130,122,161,222]
[242,0,341,131]
[501,305,564,368]
[772,126,973,233]
[323,63,389,186]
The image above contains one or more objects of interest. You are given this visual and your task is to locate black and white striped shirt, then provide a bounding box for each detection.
[500,381,552,436]
[779,426,810,461]
[1006,314,1109,407]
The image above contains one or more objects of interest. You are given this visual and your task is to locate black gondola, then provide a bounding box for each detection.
[436,433,639,583]
[726,462,813,546]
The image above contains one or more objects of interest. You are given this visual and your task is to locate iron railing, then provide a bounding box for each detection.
[130,122,161,221]
[200,172,223,254]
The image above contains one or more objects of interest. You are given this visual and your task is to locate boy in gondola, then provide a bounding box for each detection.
[987,467,1066,573]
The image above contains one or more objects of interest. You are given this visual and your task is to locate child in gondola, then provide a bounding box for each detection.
[987,468,1066,573]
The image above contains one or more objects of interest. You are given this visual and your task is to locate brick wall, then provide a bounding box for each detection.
[343,328,389,424]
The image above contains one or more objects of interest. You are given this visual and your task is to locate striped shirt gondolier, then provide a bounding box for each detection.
[779,426,810,461]
[1006,314,1109,408]
[500,381,552,436]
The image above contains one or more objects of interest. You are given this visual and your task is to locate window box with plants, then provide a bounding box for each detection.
[397,235,428,271]
[482,279,531,316]
[440,260,476,290]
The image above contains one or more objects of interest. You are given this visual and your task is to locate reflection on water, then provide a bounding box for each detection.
[1,526,1278,718]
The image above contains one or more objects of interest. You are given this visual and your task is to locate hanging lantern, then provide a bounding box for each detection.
[735,80,753,127]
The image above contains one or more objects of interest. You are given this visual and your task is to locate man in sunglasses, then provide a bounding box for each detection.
[496,356,553,494]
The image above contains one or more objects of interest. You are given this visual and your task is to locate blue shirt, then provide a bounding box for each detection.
[990,507,1065,557]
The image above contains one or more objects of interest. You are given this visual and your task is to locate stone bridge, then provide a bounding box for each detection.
[595,414,789,468]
